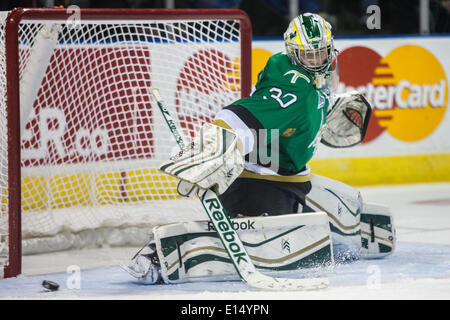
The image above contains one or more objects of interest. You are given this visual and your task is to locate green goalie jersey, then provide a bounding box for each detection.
[217,52,332,177]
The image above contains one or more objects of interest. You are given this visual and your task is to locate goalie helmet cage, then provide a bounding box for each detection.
[0,8,252,278]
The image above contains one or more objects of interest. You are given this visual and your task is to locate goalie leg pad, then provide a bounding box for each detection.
[305,174,363,261]
[305,174,396,260]
[152,213,333,284]
[360,202,396,259]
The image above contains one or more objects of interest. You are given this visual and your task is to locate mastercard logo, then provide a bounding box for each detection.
[337,45,448,143]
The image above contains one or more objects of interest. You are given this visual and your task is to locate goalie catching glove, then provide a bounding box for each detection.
[159,123,244,197]
[321,91,372,148]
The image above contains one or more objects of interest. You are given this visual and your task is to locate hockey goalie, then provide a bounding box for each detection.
[121,12,396,285]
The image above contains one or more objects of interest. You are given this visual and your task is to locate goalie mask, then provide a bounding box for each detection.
[284,13,336,88]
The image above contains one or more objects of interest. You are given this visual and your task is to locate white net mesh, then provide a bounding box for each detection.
[1,11,247,257]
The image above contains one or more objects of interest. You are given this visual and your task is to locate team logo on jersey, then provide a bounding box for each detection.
[318,94,326,109]
[337,45,448,143]
[284,70,310,84]
[282,128,296,137]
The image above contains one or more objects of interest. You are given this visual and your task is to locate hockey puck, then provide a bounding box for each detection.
[42,280,59,291]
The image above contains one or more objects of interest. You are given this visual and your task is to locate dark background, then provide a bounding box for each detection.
[2,0,450,36]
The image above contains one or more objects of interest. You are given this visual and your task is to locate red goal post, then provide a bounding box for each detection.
[0,8,252,278]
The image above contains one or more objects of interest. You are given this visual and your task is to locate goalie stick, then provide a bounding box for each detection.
[151,88,329,291]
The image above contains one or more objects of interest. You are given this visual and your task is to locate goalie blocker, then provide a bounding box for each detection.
[159,123,244,196]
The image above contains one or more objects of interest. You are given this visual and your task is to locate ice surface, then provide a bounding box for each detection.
[1,182,449,300]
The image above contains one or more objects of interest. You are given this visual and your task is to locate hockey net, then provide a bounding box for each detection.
[0,8,251,277]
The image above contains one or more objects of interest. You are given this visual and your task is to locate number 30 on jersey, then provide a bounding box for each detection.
[268,87,297,108]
